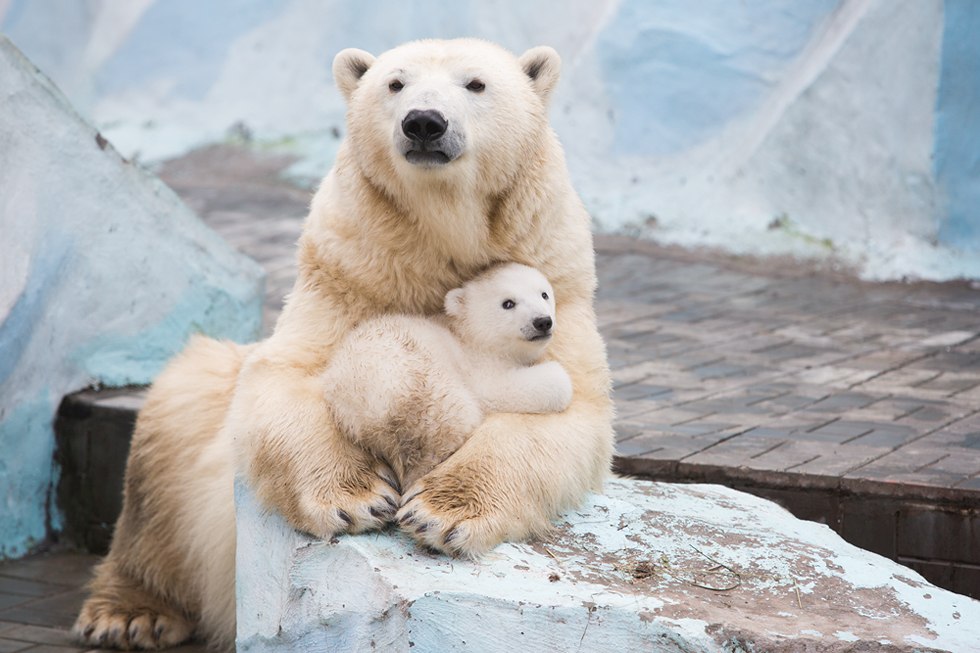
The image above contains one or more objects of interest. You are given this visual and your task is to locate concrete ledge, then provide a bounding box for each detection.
[235,478,980,652]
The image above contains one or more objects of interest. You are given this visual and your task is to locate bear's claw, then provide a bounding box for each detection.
[369,504,397,521]
[396,492,472,557]
[443,526,460,548]
[73,602,194,650]
[378,468,402,494]
[295,460,402,535]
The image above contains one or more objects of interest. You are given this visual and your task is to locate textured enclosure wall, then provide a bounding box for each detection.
[2,0,978,279]
[0,37,264,558]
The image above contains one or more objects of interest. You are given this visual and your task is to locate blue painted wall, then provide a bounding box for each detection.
[934,0,980,251]
[96,0,289,99]
[0,393,59,557]
[1,0,977,279]
[597,0,839,156]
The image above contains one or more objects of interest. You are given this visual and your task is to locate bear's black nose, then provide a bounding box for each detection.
[533,316,553,333]
[402,109,448,143]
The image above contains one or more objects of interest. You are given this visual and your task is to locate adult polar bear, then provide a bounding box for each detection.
[75,38,613,650]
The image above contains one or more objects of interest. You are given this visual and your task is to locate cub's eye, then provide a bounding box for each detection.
[466,79,486,93]
[542,292,549,300]
[502,299,516,310]
[389,80,404,93]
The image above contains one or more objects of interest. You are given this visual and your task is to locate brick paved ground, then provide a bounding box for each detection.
[596,237,980,491]
[0,553,204,652]
[157,145,310,334]
[4,144,979,648]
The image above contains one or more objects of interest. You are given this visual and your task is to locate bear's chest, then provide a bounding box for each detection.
[380,259,473,317]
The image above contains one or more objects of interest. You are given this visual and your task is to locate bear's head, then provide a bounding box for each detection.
[332,39,560,193]
[444,262,557,365]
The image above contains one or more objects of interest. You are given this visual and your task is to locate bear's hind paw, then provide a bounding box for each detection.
[74,601,193,650]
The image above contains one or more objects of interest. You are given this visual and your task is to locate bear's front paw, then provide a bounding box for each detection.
[395,469,510,557]
[294,460,402,537]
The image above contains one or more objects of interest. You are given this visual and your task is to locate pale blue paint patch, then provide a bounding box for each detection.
[323,0,476,57]
[74,280,262,387]
[934,0,980,251]
[0,0,27,31]
[0,0,89,83]
[0,235,72,387]
[97,0,290,100]
[597,0,839,155]
[0,391,58,558]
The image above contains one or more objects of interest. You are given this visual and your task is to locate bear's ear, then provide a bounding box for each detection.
[333,48,376,102]
[444,288,466,318]
[518,46,561,103]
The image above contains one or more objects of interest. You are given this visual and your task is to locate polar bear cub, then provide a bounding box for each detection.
[324,263,572,488]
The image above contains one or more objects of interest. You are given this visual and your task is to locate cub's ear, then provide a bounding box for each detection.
[518,46,561,103]
[444,288,466,318]
[333,48,376,102]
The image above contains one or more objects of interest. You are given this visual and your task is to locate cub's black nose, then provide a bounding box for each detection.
[533,316,553,333]
[402,109,448,143]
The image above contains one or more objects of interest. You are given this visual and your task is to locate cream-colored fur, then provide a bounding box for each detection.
[74,38,613,650]
[324,263,573,489]
[73,337,247,650]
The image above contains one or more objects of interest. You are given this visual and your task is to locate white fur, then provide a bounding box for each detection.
[324,263,572,487]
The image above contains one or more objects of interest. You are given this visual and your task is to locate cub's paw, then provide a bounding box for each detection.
[395,467,512,557]
[74,601,193,650]
[295,460,402,537]
[535,361,573,412]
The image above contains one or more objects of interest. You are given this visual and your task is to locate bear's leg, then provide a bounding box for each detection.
[244,418,402,536]
[74,336,247,650]
[73,560,194,650]
[396,383,484,489]
[233,350,402,536]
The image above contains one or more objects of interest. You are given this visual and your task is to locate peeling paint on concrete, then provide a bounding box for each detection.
[0,392,57,558]
[236,479,980,652]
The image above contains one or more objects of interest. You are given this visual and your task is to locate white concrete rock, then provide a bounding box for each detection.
[236,478,980,652]
[0,35,264,557]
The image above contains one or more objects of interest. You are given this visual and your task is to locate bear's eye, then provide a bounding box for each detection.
[466,79,486,93]
[389,80,404,93]
[502,299,515,310]
[541,292,549,300]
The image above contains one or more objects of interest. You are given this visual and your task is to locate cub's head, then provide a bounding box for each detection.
[444,263,557,365]
[333,39,560,191]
